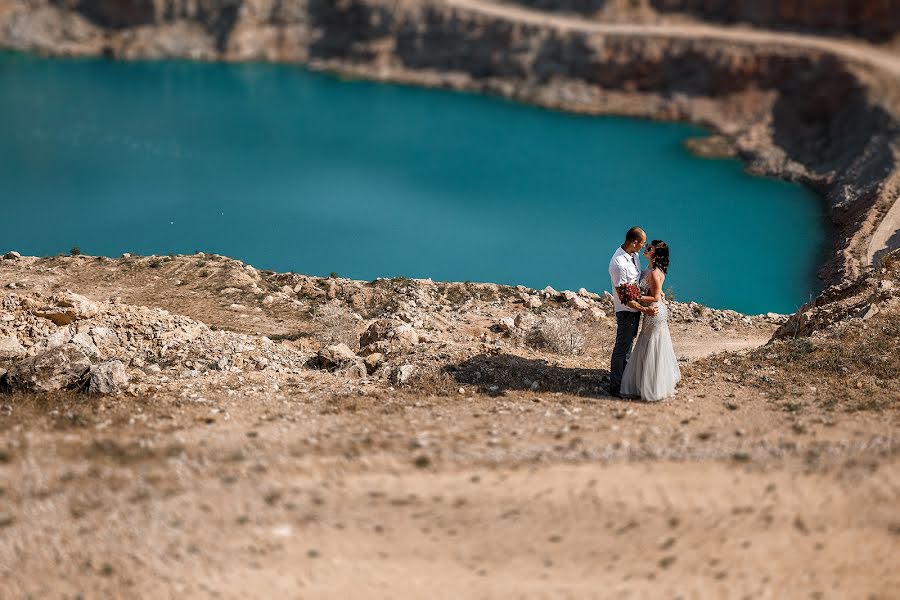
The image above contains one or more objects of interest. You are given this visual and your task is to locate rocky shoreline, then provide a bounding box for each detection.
[1,0,899,289]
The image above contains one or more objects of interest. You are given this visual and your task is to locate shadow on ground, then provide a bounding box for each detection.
[447,353,613,399]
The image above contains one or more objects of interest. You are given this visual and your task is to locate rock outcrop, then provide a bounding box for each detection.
[0,286,311,394]
[1,344,91,392]
[774,248,900,339]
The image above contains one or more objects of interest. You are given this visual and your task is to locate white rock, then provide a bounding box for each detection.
[34,329,73,353]
[568,296,590,311]
[70,332,102,358]
[3,345,91,392]
[498,317,516,331]
[391,364,416,386]
[3,251,21,260]
[88,360,129,395]
[0,335,26,360]
[860,304,879,320]
[389,323,419,345]
[317,343,358,370]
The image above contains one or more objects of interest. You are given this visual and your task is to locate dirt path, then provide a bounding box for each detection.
[446,0,900,76]
[674,330,773,361]
[868,175,900,265]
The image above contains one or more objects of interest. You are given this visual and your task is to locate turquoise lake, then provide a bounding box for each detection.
[0,52,830,314]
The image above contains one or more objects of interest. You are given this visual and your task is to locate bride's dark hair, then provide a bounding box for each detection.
[651,240,670,274]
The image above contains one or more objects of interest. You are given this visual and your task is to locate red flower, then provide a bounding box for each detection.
[616,283,641,304]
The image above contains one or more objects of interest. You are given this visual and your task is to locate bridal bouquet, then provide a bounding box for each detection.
[616,283,641,304]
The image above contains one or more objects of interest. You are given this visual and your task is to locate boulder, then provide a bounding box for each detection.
[860,303,880,320]
[3,251,21,260]
[391,364,416,386]
[0,336,26,360]
[360,319,419,353]
[87,360,129,395]
[364,352,384,375]
[2,345,91,392]
[568,296,590,311]
[33,329,73,353]
[317,343,365,377]
[498,317,516,332]
[514,312,539,330]
[70,332,102,359]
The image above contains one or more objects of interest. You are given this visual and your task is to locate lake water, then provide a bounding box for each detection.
[0,52,829,314]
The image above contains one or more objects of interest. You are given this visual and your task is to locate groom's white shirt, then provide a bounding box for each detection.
[609,246,641,313]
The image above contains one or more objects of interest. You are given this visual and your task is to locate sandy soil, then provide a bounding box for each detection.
[1,254,898,598]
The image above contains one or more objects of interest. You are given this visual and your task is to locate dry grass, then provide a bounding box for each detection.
[311,300,362,349]
[699,306,900,412]
[525,309,587,356]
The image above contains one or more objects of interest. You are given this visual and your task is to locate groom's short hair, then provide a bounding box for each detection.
[625,227,645,243]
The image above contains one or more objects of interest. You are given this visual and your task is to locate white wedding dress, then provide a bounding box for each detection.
[620,268,681,401]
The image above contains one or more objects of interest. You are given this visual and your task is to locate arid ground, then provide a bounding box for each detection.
[1,252,898,598]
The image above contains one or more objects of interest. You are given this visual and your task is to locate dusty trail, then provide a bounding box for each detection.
[446,0,900,76]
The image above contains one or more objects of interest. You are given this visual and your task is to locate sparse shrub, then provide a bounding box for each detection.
[196,260,207,267]
[70,246,81,256]
[664,285,677,302]
[199,270,210,277]
[312,300,361,348]
[149,258,163,269]
[329,272,339,279]
[525,309,586,355]
[787,338,815,360]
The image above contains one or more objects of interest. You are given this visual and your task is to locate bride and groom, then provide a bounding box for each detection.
[608,227,681,401]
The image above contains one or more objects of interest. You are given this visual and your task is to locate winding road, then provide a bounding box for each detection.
[446,0,900,76]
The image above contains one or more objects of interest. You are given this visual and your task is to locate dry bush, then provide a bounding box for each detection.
[311,300,362,349]
[525,309,587,356]
[700,306,900,412]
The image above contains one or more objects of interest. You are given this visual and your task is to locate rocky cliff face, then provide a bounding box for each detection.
[652,0,900,42]
[1,0,898,284]
[510,0,900,42]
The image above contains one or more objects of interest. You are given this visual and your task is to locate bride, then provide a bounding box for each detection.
[620,240,681,401]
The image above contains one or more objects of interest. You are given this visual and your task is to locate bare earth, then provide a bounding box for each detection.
[1,254,898,599]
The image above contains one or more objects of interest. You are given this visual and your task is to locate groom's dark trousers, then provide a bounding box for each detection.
[610,311,641,395]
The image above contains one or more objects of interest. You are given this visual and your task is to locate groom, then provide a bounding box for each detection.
[608,226,656,398]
